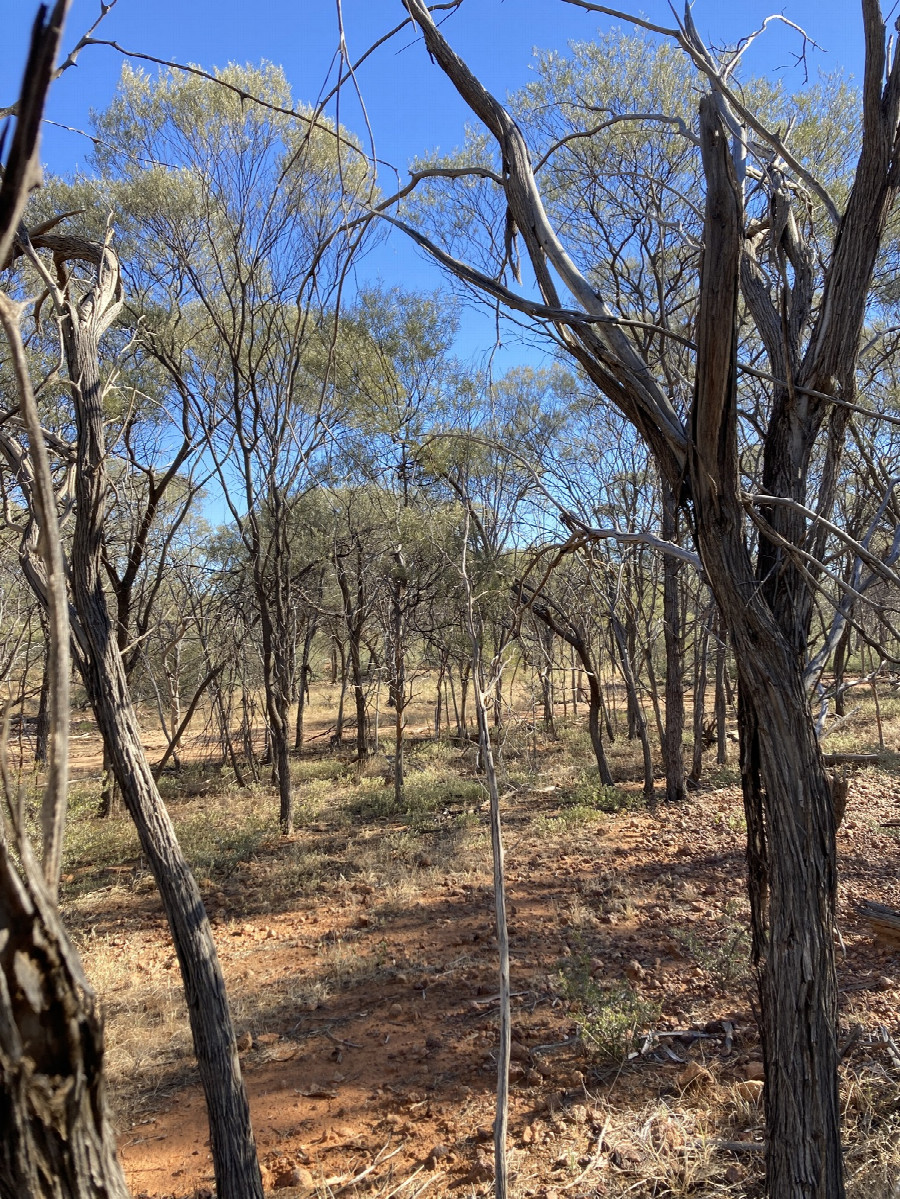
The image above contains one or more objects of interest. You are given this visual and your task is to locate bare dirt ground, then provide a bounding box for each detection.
[42,690,900,1199]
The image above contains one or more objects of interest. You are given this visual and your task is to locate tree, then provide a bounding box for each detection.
[94,62,376,833]
[0,3,129,1194]
[380,4,900,1195]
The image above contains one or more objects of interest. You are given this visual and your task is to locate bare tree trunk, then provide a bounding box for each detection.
[0,33,127,1171]
[461,528,510,1199]
[832,623,851,716]
[714,623,729,765]
[33,611,50,765]
[392,549,407,807]
[258,592,293,829]
[448,667,460,736]
[662,485,686,802]
[690,619,710,784]
[538,624,556,735]
[610,612,653,800]
[394,8,892,1190]
[334,637,348,743]
[586,670,614,788]
[643,646,665,750]
[690,98,842,1197]
[336,552,370,761]
[213,676,246,788]
[518,584,613,785]
[52,248,263,1199]
[434,654,446,737]
[294,617,317,751]
[350,640,369,761]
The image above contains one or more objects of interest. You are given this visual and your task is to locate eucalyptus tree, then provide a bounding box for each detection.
[93,63,376,833]
[425,364,571,735]
[2,100,267,1199]
[382,4,900,1194]
[344,286,464,793]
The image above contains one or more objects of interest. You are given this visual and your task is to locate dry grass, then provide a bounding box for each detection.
[50,677,900,1196]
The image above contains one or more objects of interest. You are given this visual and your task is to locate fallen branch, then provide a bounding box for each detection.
[859,900,900,945]
[822,752,882,765]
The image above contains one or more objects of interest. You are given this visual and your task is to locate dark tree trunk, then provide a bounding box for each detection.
[690,99,843,1198]
[96,742,120,819]
[0,843,130,1199]
[662,484,686,802]
[294,617,317,751]
[32,605,51,766]
[690,618,710,784]
[538,625,556,735]
[832,623,851,717]
[643,646,665,752]
[714,623,729,765]
[516,583,613,785]
[254,499,295,834]
[349,638,368,761]
[459,662,470,736]
[586,671,614,787]
[58,255,263,1199]
[334,638,348,743]
[392,550,407,806]
[394,8,900,1192]
[336,549,370,761]
[610,612,653,800]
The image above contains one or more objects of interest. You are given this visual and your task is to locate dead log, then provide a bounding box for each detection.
[858,900,900,945]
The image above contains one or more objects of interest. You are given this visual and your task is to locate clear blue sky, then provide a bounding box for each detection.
[3,1,868,361]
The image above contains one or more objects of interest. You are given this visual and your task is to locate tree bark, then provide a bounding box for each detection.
[392,549,407,807]
[294,616,318,751]
[690,98,842,1198]
[690,618,710,784]
[395,7,900,1193]
[610,611,653,800]
[55,248,263,1199]
[662,484,686,802]
[33,617,50,766]
[0,842,130,1199]
[714,622,729,765]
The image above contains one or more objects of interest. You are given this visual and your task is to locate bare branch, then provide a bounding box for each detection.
[559,0,840,225]
[0,294,70,900]
[0,1,72,267]
[80,39,376,168]
[0,0,109,120]
[534,110,700,173]
[745,491,900,591]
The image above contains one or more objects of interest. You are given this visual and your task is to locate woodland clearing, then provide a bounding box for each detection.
[25,679,900,1199]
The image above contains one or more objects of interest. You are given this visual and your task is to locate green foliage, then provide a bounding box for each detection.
[558,950,660,1062]
[536,804,606,833]
[348,744,483,826]
[564,772,638,813]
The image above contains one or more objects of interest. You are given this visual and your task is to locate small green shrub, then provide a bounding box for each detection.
[564,774,637,813]
[558,952,660,1062]
[536,804,606,833]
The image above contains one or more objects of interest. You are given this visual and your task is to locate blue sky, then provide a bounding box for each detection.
[2,1,869,361]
